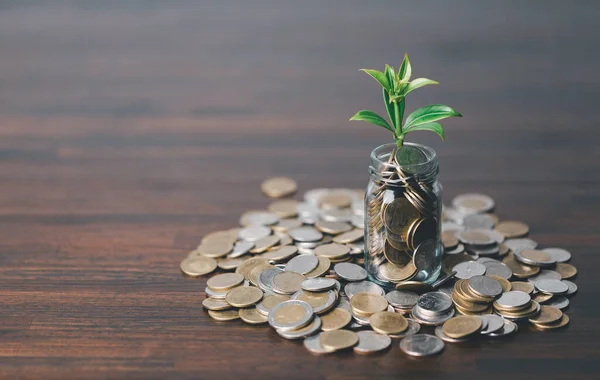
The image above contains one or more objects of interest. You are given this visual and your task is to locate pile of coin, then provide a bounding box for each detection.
[182,181,578,357]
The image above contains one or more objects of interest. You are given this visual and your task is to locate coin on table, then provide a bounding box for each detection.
[452,193,495,214]
[463,214,497,230]
[442,316,482,338]
[554,263,577,279]
[385,290,419,309]
[261,177,297,198]
[510,281,535,294]
[468,275,503,298]
[304,333,335,355]
[504,238,538,251]
[528,305,563,325]
[389,318,421,338]
[494,221,529,238]
[442,232,459,250]
[225,286,263,307]
[562,280,578,295]
[256,293,290,315]
[528,269,562,283]
[344,281,385,299]
[268,300,314,331]
[453,261,486,280]
[302,277,337,292]
[488,319,518,337]
[208,309,240,321]
[238,226,272,242]
[268,199,299,218]
[353,331,392,354]
[315,220,352,235]
[202,297,231,311]
[534,279,569,295]
[196,239,233,258]
[334,262,368,282]
[249,235,280,254]
[482,261,513,280]
[502,254,540,279]
[289,227,323,242]
[273,218,303,233]
[515,249,554,267]
[369,311,408,335]
[399,334,445,357]
[320,308,352,331]
[320,329,359,351]
[531,314,570,330]
[417,292,453,313]
[494,291,531,310]
[544,295,570,309]
[277,316,322,340]
[217,257,247,271]
[333,229,364,244]
[542,247,571,263]
[304,256,332,279]
[207,273,245,291]
[240,210,280,227]
[239,307,269,324]
[319,193,352,210]
[456,229,496,246]
[228,241,255,258]
[479,314,505,334]
[314,243,351,259]
[487,275,511,292]
[350,292,388,315]
[180,256,217,277]
[292,289,337,314]
[285,255,319,275]
[261,245,298,262]
[272,271,305,295]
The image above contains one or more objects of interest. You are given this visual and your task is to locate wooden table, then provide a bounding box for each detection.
[1,1,599,379]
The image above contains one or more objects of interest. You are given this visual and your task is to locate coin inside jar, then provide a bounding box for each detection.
[383,198,420,235]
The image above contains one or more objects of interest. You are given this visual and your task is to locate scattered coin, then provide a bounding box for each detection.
[369,312,408,335]
[479,314,505,334]
[562,280,578,295]
[452,193,495,214]
[320,329,359,351]
[202,297,231,311]
[555,263,577,279]
[515,249,554,267]
[399,334,445,357]
[535,279,569,295]
[268,300,313,331]
[277,316,322,340]
[531,314,570,330]
[468,275,503,298]
[353,331,392,354]
[207,273,245,291]
[302,277,337,292]
[225,286,263,308]
[494,221,529,238]
[344,281,385,299]
[289,226,323,242]
[543,247,572,263]
[320,308,352,331]
[544,296,570,310]
[272,271,306,295]
[453,261,486,280]
[529,305,563,325]
[208,309,240,321]
[495,291,531,310]
[239,307,269,324]
[334,262,368,282]
[180,256,218,277]
[261,177,297,198]
[286,255,319,275]
[292,289,337,314]
[256,293,290,315]
[304,333,335,355]
[350,293,388,315]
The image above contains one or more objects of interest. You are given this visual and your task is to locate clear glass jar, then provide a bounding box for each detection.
[364,142,443,288]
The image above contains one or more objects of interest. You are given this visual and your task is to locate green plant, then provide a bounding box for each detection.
[350,54,461,148]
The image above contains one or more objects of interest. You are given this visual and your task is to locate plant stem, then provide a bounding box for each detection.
[395,134,404,148]
[393,101,401,136]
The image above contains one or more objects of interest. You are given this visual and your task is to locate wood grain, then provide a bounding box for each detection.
[0,1,599,379]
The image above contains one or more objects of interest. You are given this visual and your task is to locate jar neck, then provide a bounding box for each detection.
[369,142,439,187]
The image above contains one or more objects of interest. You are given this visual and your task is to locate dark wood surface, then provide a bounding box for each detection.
[1,1,599,379]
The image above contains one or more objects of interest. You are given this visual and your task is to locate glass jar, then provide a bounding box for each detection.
[364,142,443,288]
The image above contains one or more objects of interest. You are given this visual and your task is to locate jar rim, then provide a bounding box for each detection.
[370,142,437,171]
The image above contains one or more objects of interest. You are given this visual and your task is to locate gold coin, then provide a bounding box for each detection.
[261,177,297,198]
[250,235,280,254]
[383,240,412,266]
[304,256,331,278]
[208,309,240,321]
[235,257,270,280]
[395,281,433,293]
[261,245,298,262]
[207,273,245,291]
[320,308,352,331]
[454,301,493,315]
[239,307,269,324]
[217,257,247,271]
[442,232,459,250]
[502,254,540,278]
[498,243,510,256]
[320,329,359,351]
[406,217,437,251]
[319,193,352,209]
[180,256,217,277]
[461,280,494,303]
[451,292,491,313]
[333,229,364,244]
[202,230,237,245]
[531,314,569,330]
[272,271,305,294]
[202,297,231,311]
[272,218,303,233]
[494,221,529,238]
[267,199,299,218]
[555,263,577,279]
[442,316,482,338]
[315,220,352,235]
[383,198,420,235]
[378,261,417,282]
[510,281,535,294]
[517,249,553,265]
[196,239,233,258]
[350,292,388,315]
[532,292,553,303]
[488,275,511,292]
[314,243,350,259]
[225,286,263,308]
[496,301,539,317]
[248,263,275,287]
[369,311,408,335]
[271,303,311,327]
[528,305,562,325]
[294,290,335,314]
[259,294,290,313]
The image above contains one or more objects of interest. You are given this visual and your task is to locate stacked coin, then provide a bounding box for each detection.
[185,182,577,358]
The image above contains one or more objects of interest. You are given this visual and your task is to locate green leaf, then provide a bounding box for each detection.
[403,78,439,95]
[383,88,396,130]
[389,94,405,103]
[350,110,394,133]
[384,65,395,90]
[359,69,392,91]
[403,122,445,140]
[398,53,412,82]
[403,104,462,131]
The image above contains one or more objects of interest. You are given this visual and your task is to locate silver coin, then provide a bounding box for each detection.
[291,289,337,314]
[389,318,421,338]
[413,239,438,273]
[444,243,465,255]
[385,290,419,309]
[498,301,541,321]
[268,300,314,331]
[228,241,255,258]
[337,296,352,312]
[456,229,496,246]
[477,315,489,331]
[479,314,505,334]
[344,280,385,299]
[277,316,322,340]
[347,241,365,255]
[289,227,323,242]
[411,306,455,326]
[434,326,471,343]
[353,331,392,354]
[304,188,330,206]
[466,243,500,256]
[514,250,555,267]
[334,262,367,282]
[436,284,454,298]
[504,238,538,252]
[351,309,371,325]
[464,214,496,230]
[453,261,486,280]
[442,221,464,234]
[477,257,497,264]
[351,215,365,229]
[495,291,531,309]
[417,292,453,314]
[528,270,562,283]
[399,334,445,357]
[301,277,337,292]
[487,230,505,244]
[258,267,284,293]
[444,207,468,224]
[275,218,303,232]
[240,211,279,226]
[543,247,571,263]
[238,225,271,242]
[285,255,319,275]
[321,208,353,223]
[534,279,569,295]
[469,275,503,297]
[562,280,578,295]
[303,333,334,354]
[482,261,513,280]
[544,295,570,309]
[299,214,318,225]
[488,320,518,337]
[204,286,227,299]
[452,193,495,214]
[347,321,367,330]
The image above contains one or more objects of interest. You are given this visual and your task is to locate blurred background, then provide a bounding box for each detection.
[0,0,598,219]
